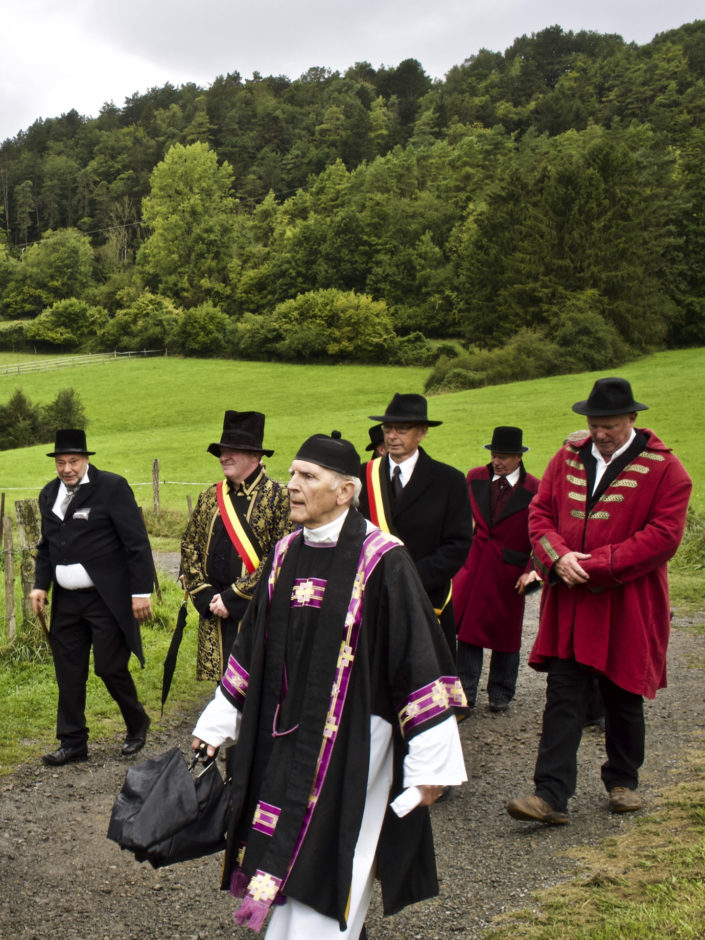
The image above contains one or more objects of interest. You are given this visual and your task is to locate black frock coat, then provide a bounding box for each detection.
[34,464,153,664]
[359,447,473,644]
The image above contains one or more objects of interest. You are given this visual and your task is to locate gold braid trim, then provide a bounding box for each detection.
[566,459,582,469]
[610,478,638,488]
[599,493,625,503]
[588,510,611,520]
[641,451,665,461]
[566,474,586,486]
[540,535,559,562]
[568,491,586,502]
[570,510,586,519]
[624,463,649,474]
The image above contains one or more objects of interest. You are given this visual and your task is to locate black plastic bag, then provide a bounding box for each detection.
[107,746,229,869]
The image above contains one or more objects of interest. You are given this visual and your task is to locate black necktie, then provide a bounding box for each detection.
[391,465,403,502]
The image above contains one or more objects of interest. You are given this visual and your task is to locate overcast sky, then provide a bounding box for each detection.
[2,0,702,142]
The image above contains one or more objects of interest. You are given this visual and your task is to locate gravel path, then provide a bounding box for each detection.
[1,594,703,940]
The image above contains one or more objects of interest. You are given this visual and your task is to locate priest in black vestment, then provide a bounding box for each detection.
[192,431,467,938]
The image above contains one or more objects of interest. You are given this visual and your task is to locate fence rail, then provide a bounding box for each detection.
[0,349,165,376]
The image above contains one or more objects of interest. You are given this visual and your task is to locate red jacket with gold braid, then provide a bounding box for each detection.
[529,429,692,698]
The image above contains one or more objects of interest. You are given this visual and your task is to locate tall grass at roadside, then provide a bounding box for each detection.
[0,570,209,771]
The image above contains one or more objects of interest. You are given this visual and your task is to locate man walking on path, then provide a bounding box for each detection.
[453,426,540,712]
[31,429,154,765]
[359,393,472,656]
[193,430,467,937]
[181,410,293,681]
[507,378,692,824]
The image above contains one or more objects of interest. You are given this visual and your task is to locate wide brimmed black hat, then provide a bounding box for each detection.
[207,410,273,458]
[365,424,385,452]
[46,428,94,457]
[484,426,528,453]
[368,392,442,427]
[572,378,648,417]
[295,431,360,478]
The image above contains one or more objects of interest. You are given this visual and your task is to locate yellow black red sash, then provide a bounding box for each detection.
[365,458,397,535]
[216,480,261,574]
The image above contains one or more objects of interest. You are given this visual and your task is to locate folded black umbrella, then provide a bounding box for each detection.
[161,594,189,715]
[107,746,229,870]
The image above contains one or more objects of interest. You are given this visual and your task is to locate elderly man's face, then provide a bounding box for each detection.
[382,424,427,463]
[219,447,261,485]
[288,460,352,529]
[54,454,89,487]
[587,413,636,460]
[491,453,522,477]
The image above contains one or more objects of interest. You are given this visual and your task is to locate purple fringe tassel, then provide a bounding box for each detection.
[233,896,271,933]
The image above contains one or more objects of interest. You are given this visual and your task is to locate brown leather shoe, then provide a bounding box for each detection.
[506,794,569,825]
[608,787,642,813]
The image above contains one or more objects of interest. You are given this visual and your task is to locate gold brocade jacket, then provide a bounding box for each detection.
[180,469,294,679]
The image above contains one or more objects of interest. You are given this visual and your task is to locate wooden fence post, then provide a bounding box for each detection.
[152,458,160,514]
[3,516,17,643]
[186,494,193,516]
[15,498,41,625]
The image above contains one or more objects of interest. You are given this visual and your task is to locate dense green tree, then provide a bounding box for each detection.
[98,290,181,350]
[26,298,108,348]
[137,142,238,306]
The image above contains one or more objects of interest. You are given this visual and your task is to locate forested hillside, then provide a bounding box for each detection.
[1,22,704,387]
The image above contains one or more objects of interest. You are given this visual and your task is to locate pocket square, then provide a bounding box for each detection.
[72,508,91,520]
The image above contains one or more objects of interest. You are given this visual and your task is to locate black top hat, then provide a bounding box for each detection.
[368,392,442,427]
[207,411,274,458]
[572,378,648,417]
[484,426,529,453]
[295,431,361,478]
[365,424,385,452]
[46,428,94,457]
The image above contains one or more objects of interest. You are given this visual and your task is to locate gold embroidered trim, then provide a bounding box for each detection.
[599,494,624,503]
[540,535,559,562]
[566,459,582,469]
[570,510,586,519]
[588,510,610,520]
[624,463,649,474]
[568,491,585,502]
[610,478,638,488]
[641,451,665,462]
[566,474,586,486]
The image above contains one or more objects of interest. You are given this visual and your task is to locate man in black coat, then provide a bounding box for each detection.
[360,393,473,654]
[30,429,154,766]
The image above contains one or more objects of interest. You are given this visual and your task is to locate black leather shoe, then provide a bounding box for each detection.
[42,744,88,766]
[122,715,150,756]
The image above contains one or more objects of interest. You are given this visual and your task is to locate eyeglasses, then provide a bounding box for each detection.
[381,424,417,434]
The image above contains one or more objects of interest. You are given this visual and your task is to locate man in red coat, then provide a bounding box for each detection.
[453,427,540,712]
[507,378,692,825]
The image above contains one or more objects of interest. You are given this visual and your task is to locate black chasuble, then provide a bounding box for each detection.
[218,509,465,929]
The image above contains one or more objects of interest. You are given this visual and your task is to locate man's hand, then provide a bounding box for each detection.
[554,551,591,587]
[192,737,218,759]
[209,594,229,618]
[515,570,540,594]
[132,596,153,622]
[30,588,48,614]
[417,785,444,805]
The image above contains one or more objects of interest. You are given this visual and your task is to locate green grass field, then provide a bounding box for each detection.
[1,347,703,516]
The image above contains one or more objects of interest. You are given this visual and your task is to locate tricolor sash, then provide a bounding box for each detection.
[365,457,398,535]
[216,480,262,575]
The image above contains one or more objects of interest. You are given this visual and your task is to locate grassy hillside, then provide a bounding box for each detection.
[1,348,702,514]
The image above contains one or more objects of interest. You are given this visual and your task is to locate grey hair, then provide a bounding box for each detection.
[330,472,362,508]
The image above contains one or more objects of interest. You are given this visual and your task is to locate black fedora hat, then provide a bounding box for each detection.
[295,431,361,478]
[369,393,442,427]
[46,428,94,457]
[572,377,648,417]
[365,424,385,452]
[207,411,274,458]
[484,426,529,453]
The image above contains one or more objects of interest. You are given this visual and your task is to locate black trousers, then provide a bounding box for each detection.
[50,586,146,747]
[534,657,645,813]
[456,641,520,706]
